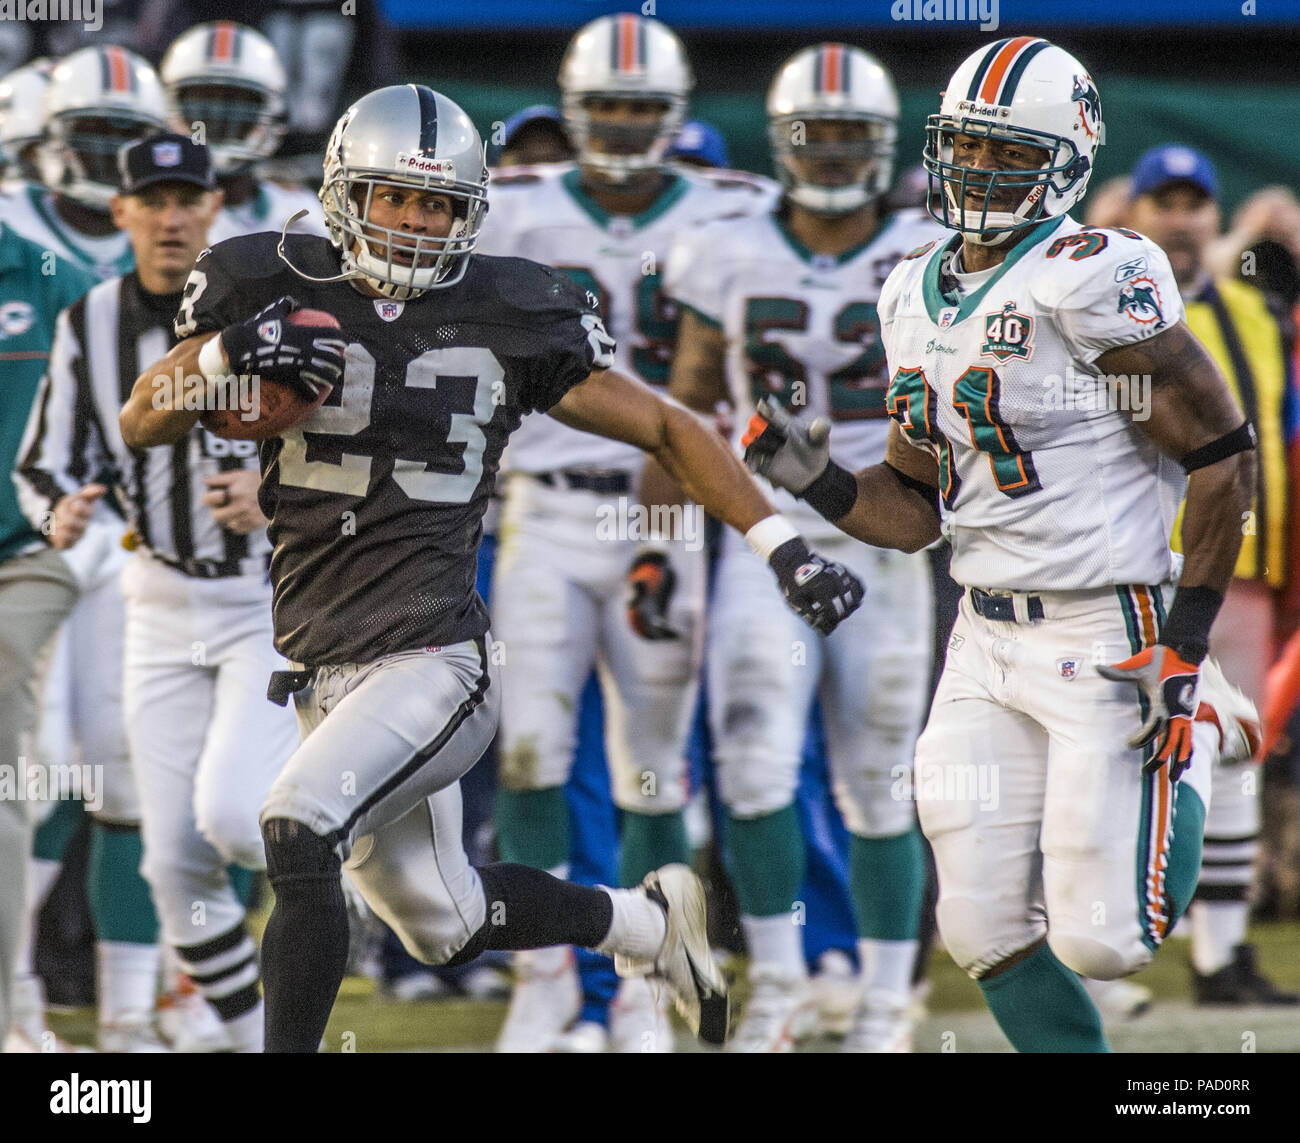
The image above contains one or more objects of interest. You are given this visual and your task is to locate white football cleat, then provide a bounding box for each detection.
[615,864,729,1046]
[156,977,231,1052]
[1082,976,1153,1020]
[609,974,674,1053]
[495,946,581,1053]
[550,1021,610,1053]
[4,975,93,1053]
[99,1012,171,1053]
[842,989,913,1052]
[728,967,817,1053]
[810,949,862,1037]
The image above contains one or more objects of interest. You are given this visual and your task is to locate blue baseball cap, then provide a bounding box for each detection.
[502,104,564,147]
[667,120,729,170]
[1131,144,1218,200]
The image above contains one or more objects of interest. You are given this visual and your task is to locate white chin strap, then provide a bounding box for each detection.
[944,182,1042,246]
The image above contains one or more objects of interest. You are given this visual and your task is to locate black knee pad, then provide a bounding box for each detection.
[261,817,340,884]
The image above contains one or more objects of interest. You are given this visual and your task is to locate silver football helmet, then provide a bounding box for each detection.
[559,14,692,185]
[315,85,488,299]
[160,21,288,174]
[39,45,169,209]
[767,44,899,216]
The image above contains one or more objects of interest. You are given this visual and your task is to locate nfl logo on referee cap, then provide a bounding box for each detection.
[153,141,182,167]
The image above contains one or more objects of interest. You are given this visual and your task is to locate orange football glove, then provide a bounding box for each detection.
[626,551,679,641]
[1098,645,1201,779]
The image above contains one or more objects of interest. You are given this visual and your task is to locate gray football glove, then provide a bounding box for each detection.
[742,397,832,495]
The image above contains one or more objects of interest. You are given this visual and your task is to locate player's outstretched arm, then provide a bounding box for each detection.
[550,368,864,634]
[121,334,212,448]
[743,401,943,554]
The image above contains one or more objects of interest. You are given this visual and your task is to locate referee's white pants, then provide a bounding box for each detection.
[122,555,299,947]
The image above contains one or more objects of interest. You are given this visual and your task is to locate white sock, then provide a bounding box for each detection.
[742,913,807,980]
[858,938,917,998]
[595,888,667,961]
[223,1000,264,1053]
[16,858,60,976]
[1191,900,1249,975]
[97,941,161,1025]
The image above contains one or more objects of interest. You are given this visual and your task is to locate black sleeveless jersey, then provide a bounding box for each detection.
[175,232,614,664]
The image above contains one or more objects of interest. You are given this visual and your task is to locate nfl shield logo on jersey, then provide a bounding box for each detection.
[981,302,1034,362]
[1057,657,1079,680]
[374,300,405,322]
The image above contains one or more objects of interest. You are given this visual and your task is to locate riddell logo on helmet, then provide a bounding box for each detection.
[395,152,456,181]
[954,101,1008,119]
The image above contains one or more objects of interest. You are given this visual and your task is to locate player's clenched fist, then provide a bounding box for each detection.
[742,397,832,496]
[626,550,679,641]
[768,536,864,636]
[50,482,107,550]
[218,295,346,399]
[1098,644,1201,780]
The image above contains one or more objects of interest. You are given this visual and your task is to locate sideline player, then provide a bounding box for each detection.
[659,44,943,1052]
[5,44,172,1052]
[18,135,301,1052]
[119,83,863,1052]
[160,21,326,244]
[0,218,89,1046]
[475,12,776,1052]
[743,37,1255,1052]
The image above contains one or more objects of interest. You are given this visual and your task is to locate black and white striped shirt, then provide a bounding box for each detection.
[15,272,271,579]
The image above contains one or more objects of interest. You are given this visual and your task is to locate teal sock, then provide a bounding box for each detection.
[496,787,570,870]
[978,943,1109,1053]
[619,810,689,887]
[227,864,256,908]
[850,826,924,940]
[33,798,84,860]
[1165,782,1207,936]
[87,822,160,944]
[723,805,804,917]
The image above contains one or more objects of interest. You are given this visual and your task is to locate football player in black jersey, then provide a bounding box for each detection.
[120,85,864,1053]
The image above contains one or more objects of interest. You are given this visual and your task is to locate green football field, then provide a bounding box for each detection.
[45,920,1300,1053]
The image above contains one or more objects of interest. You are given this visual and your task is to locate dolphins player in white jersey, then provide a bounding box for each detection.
[0,58,51,190]
[475,13,774,1051]
[4,45,177,1053]
[160,21,326,245]
[743,37,1256,1052]
[655,44,943,1052]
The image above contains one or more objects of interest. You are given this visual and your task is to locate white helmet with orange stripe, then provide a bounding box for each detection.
[924,37,1102,245]
[767,43,899,216]
[39,45,169,209]
[558,14,692,186]
[161,21,287,174]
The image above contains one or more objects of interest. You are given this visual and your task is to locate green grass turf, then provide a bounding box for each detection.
[45,921,1300,1052]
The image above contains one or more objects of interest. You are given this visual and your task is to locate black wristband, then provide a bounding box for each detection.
[802,461,858,522]
[1158,584,1224,664]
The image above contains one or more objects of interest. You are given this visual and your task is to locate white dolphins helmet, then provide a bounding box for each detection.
[39,46,169,210]
[924,37,1102,245]
[559,14,692,185]
[160,21,287,174]
[0,58,52,182]
[317,85,488,299]
[767,43,899,216]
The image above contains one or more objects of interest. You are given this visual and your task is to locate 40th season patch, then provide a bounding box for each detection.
[981,300,1034,361]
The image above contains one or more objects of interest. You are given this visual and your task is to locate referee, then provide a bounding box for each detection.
[17,134,300,1052]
